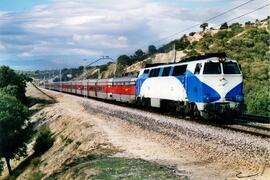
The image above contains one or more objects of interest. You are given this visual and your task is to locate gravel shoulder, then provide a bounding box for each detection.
[21,85,270,179]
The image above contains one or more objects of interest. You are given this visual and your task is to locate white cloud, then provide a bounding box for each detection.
[0,0,269,69]
[63,15,103,26]
[18,52,32,57]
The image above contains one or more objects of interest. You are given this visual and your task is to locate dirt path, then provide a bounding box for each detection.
[21,84,270,179]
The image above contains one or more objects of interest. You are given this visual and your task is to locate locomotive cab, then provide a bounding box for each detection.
[191,57,244,119]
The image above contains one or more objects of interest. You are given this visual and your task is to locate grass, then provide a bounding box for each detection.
[45,154,182,180]
[28,171,44,180]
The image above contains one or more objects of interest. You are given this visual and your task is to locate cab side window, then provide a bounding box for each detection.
[194,63,202,75]
[143,69,149,74]
[149,68,160,77]
[162,67,171,76]
[172,65,187,76]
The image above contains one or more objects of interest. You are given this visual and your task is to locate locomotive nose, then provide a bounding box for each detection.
[217,76,243,103]
[200,75,243,103]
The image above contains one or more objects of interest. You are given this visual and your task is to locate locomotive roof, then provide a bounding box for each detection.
[144,52,227,68]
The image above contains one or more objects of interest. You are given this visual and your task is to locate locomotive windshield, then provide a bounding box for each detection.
[203,61,241,74]
[222,62,241,74]
[203,62,221,74]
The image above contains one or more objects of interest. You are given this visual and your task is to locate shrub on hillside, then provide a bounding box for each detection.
[31,157,41,167]
[245,85,270,116]
[33,126,54,155]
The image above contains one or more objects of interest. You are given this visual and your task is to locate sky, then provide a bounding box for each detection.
[0,0,269,70]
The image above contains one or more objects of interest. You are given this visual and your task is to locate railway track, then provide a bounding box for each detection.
[222,122,270,139]
[224,115,270,138]
[43,88,270,138]
[239,114,270,123]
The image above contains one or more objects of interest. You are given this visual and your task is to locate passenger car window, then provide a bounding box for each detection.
[162,67,171,76]
[203,62,221,74]
[149,68,160,77]
[194,63,202,74]
[223,62,240,74]
[172,65,187,76]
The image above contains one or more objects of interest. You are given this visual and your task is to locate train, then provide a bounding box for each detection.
[44,53,245,120]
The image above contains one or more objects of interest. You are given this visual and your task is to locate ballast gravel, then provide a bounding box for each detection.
[80,98,270,175]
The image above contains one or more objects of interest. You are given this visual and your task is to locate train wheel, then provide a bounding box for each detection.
[141,97,150,108]
[200,111,208,119]
[192,104,200,118]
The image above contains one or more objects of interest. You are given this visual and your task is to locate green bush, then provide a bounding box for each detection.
[65,138,73,146]
[245,86,270,116]
[29,171,44,180]
[33,126,54,155]
[31,157,41,167]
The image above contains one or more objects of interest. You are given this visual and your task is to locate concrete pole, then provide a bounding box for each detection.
[173,43,176,63]
[98,68,100,79]
[83,59,87,80]
[59,68,62,92]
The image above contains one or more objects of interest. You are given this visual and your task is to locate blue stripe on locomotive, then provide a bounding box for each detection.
[184,70,220,103]
[225,82,243,102]
[136,78,146,96]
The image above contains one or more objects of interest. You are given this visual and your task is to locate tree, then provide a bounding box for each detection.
[134,49,145,60]
[245,21,252,26]
[0,66,27,103]
[255,19,260,25]
[189,32,196,36]
[0,85,20,100]
[0,93,32,175]
[200,23,208,31]
[229,22,242,29]
[220,22,228,29]
[148,45,157,54]
[117,55,132,66]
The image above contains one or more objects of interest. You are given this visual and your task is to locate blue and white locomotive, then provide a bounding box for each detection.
[136,53,244,119]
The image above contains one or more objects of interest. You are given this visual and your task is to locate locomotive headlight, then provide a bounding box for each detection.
[218,57,225,62]
[203,94,212,102]
[235,94,243,102]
